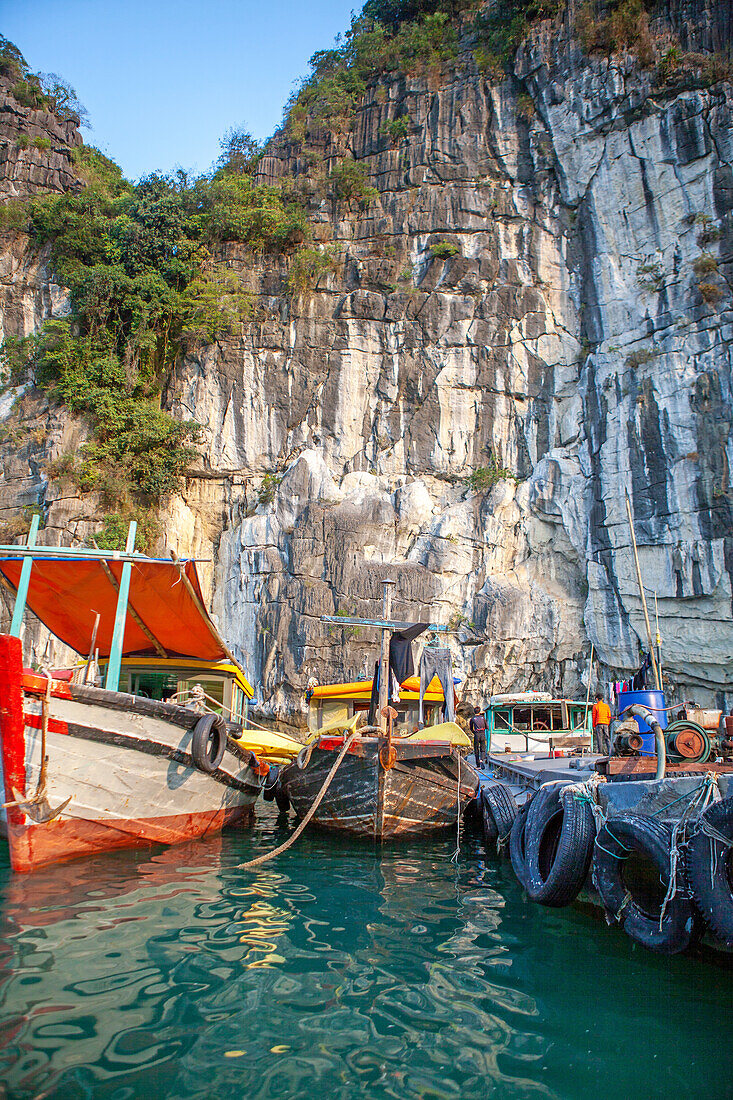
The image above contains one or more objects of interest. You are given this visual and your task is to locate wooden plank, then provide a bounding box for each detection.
[606,757,733,776]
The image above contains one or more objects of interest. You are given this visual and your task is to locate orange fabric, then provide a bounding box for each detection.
[592,701,611,726]
[0,558,225,661]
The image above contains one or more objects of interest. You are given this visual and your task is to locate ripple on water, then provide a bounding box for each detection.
[0,812,731,1099]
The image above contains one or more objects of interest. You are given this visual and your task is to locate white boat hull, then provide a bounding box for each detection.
[0,645,263,873]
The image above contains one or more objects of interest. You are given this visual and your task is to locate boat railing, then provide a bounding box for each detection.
[166,685,281,738]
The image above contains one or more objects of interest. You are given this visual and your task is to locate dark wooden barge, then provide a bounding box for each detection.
[281,731,478,839]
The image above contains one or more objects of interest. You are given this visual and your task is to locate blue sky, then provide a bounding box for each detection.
[3,0,357,180]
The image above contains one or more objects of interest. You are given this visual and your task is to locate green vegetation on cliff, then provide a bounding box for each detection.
[1,61,311,522]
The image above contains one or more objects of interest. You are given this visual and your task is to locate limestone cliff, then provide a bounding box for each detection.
[1,2,732,719]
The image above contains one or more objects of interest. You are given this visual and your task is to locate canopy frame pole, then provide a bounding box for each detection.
[10,513,40,638]
[170,551,243,671]
[105,521,137,692]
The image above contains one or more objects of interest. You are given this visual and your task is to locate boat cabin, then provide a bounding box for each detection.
[486,693,591,755]
[100,657,252,722]
[0,539,254,725]
[308,675,449,736]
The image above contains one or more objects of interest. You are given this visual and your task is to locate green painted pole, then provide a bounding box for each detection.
[104,521,137,692]
[10,513,40,637]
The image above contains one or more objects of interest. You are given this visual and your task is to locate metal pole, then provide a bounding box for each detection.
[104,521,137,692]
[378,579,395,731]
[624,492,661,691]
[10,513,40,637]
[654,590,663,687]
[583,642,595,741]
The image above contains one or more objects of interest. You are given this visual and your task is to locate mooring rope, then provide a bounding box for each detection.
[450,752,461,864]
[240,730,359,870]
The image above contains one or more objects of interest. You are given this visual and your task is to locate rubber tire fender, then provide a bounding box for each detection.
[510,799,532,890]
[685,797,733,946]
[191,714,227,774]
[481,782,517,847]
[524,782,596,908]
[593,815,694,955]
[274,783,291,815]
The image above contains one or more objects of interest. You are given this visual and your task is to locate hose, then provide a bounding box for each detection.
[621,704,666,780]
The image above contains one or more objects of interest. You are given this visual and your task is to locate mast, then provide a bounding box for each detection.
[378,579,396,731]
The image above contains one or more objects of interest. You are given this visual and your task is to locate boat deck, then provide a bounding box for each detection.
[468,751,601,801]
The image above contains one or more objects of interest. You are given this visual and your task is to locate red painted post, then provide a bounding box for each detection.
[0,633,26,833]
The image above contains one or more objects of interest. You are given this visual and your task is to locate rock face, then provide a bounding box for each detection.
[0,77,82,200]
[1,6,732,719]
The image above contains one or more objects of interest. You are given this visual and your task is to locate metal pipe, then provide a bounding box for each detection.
[622,703,666,780]
[0,545,209,563]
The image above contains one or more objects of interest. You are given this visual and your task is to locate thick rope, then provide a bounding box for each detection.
[240,730,358,870]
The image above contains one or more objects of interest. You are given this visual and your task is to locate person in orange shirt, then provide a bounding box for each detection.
[592,691,612,755]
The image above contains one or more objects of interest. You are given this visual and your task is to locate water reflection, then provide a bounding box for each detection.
[0,810,730,1099]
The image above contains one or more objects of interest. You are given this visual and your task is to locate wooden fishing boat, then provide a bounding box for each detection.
[0,522,266,873]
[280,579,479,839]
[281,720,478,838]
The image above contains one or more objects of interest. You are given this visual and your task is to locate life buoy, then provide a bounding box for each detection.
[191,714,227,774]
[524,782,596,907]
[685,798,733,946]
[510,799,532,890]
[480,782,517,848]
[593,815,694,954]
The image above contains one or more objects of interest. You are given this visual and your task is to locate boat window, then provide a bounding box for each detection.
[494,709,512,731]
[231,683,244,722]
[123,669,178,701]
[179,678,225,714]
[512,708,531,731]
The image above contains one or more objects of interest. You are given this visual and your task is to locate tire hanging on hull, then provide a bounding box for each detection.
[524,782,596,908]
[593,815,694,955]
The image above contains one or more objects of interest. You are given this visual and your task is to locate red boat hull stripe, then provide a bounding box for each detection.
[8,806,253,873]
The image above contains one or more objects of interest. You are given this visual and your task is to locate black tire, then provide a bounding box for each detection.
[524,782,596,907]
[510,799,532,890]
[274,784,291,814]
[593,815,693,955]
[263,764,280,801]
[191,713,227,774]
[481,782,517,848]
[685,798,733,946]
[481,791,498,846]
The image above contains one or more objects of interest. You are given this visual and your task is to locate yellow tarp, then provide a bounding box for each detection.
[401,721,471,748]
[233,727,303,764]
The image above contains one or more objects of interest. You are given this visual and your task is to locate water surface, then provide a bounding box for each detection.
[0,807,730,1099]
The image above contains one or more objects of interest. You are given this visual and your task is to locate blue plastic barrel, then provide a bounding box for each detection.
[616,689,667,755]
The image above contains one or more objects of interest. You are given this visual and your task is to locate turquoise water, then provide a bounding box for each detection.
[0,807,731,1100]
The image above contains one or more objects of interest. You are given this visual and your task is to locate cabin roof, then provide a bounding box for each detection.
[0,556,247,680]
[310,676,446,703]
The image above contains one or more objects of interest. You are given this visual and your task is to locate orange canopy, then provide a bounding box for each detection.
[0,556,229,662]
